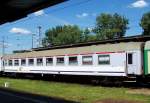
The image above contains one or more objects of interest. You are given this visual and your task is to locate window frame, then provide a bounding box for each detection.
[98,55,110,65]
[4,60,8,66]
[56,57,65,65]
[36,58,43,66]
[8,60,13,66]
[21,59,26,66]
[28,58,34,66]
[128,53,133,65]
[82,55,93,65]
[69,56,78,66]
[14,59,19,66]
[46,57,53,66]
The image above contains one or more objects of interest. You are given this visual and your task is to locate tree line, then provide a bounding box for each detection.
[42,11,150,47]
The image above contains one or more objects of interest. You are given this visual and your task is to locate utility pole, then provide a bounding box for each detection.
[2,36,5,57]
[38,26,42,47]
[1,36,5,72]
[16,32,23,50]
[31,34,36,49]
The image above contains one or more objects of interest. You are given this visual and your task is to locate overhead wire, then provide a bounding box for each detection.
[0,0,95,52]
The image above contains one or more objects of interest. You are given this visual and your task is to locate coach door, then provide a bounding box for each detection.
[127,52,137,75]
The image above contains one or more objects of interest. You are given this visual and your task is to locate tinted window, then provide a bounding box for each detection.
[28,59,34,66]
[8,60,13,66]
[21,59,26,66]
[57,57,64,65]
[4,60,7,66]
[98,55,110,65]
[46,58,53,66]
[69,56,78,65]
[37,58,43,66]
[14,60,19,66]
[82,56,93,65]
[128,53,133,64]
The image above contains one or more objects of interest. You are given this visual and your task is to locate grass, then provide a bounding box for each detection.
[0,77,150,103]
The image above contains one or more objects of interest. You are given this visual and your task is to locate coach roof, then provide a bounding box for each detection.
[4,42,143,59]
[31,35,150,51]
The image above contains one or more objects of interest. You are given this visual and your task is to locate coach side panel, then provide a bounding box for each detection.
[4,52,127,76]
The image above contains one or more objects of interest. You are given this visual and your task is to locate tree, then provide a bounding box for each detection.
[140,12,150,35]
[42,26,63,46]
[82,28,96,42]
[93,13,129,40]
[86,35,97,41]
[42,25,83,46]
[83,28,90,42]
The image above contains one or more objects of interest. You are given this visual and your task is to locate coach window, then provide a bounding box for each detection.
[21,59,26,66]
[37,58,43,66]
[82,56,93,65]
[128,53,133,64]
[14,60,19,66]
[46,58,53,66]
[8,60,13,66]
[98,55,110,65]
[28,59,34,66]
[57,57,64,65]
[69,56,78,65]
[4,60,7,66]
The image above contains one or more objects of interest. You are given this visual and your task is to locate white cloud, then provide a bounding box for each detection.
[9,27,32,35]
[76,13,89,18]
[34,10,45,16]
[87,27,93,32]
[129,0,148,8]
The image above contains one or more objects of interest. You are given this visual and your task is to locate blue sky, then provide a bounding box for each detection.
[0,0,150,54]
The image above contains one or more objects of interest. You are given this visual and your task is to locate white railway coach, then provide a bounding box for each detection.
[2,41,144,77]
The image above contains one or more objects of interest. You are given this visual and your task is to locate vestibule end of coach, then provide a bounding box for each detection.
[144,41,150,75]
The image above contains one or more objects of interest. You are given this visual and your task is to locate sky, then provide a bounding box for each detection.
[0,0,150,54]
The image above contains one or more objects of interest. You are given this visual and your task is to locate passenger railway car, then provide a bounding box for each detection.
[1,36,150,81]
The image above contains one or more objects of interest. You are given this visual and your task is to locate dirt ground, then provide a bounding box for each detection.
[94,98,143,103]
[94,88,150,103]
[126,88,150,96]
